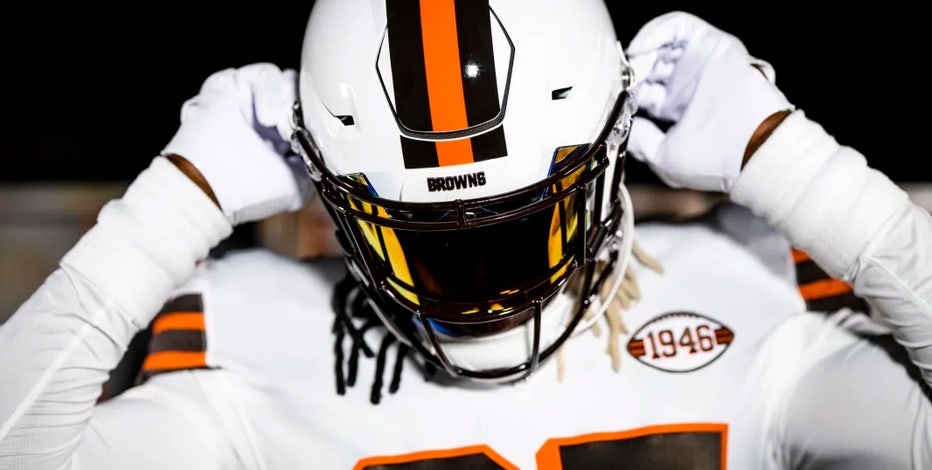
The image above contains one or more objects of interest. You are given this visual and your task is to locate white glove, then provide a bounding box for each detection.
[162,62,311,225]
[625,11,794,193]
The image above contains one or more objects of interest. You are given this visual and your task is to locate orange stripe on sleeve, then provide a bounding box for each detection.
[791,248,810,263]
[420,0,474,166]
[152,312,205,334]
[141,351,207,371]
[798,278,853,301]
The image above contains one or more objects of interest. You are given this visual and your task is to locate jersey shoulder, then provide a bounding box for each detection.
[133,248,346,380]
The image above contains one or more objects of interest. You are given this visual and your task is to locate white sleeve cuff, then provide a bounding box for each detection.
[731,110,911,279]
[61,157,233,327]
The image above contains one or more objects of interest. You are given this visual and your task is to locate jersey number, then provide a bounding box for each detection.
[356,423,727,469]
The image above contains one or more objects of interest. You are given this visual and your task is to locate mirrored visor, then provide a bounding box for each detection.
[348,188,586,320]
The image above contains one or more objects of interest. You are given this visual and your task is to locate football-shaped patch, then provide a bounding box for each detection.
[627,312,734,373]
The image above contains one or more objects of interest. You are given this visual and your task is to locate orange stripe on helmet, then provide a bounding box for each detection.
[420,0,475,166]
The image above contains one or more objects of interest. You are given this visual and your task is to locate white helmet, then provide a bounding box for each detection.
[293,0,636,382]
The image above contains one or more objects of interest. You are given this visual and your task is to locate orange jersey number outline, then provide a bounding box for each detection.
[355,422,728,469]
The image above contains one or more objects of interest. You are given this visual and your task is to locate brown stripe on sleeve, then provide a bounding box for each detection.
[792,248,868,313]
[139,293,211,381]
[159,293,203,314]
[148,329,206,353]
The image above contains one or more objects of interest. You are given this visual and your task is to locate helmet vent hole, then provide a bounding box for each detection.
[551,87,573,100]
[337,115,356,126]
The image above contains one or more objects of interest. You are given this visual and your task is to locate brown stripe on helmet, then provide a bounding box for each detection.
[386,0,432,134]
[389,0,508,168]
[470,126,508,162]
[400,136,440,169]
[453,0,501,126]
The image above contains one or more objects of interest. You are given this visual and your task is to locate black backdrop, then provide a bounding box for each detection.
[3,3,925,184]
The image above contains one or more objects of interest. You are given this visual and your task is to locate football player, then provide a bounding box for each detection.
[0,2,929,469]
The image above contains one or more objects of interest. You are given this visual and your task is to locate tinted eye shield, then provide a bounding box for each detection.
[292,91,631,320]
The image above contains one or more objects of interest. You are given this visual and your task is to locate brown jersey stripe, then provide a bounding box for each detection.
[152,312,205,334]
[141,351,207,371]
[807,295,869,313]
[792,248,868,313]
[149,329,206,354]
[139,293,210,380]
[794,258,836,286]
[159,293,203,314]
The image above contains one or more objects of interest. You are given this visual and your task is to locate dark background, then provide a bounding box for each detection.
[2,3,924,184]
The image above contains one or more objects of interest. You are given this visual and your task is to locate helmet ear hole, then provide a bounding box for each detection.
[337,115,355,126]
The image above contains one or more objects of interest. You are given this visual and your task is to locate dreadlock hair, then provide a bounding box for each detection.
[555,239,663,381]
[331,273,438,405]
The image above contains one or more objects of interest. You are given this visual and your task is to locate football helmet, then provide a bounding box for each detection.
[292,0,636,381]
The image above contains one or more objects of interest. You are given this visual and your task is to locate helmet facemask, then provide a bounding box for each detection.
[292,84,637,382]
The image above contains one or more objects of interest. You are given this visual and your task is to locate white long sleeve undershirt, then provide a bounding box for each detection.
[732,109,932,387]
[0,156,231,469]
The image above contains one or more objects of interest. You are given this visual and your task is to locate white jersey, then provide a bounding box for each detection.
[0,110,930,469]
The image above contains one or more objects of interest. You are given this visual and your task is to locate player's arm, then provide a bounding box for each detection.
[0,156,233,469]
[626,12,932,390]
[732,107,932,390]
[771,314,932,468]
[0,63,308,469]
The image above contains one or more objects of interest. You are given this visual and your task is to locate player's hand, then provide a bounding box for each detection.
[625,11,794,193]
[162,62,311,225]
